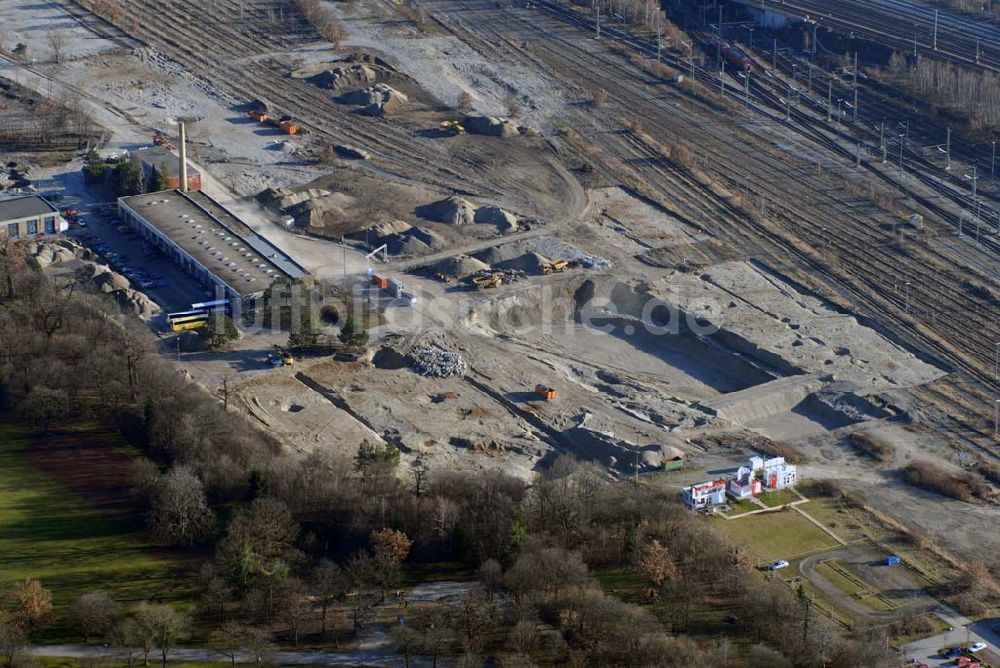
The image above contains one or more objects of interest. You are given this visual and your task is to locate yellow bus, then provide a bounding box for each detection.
[168,313,209,332]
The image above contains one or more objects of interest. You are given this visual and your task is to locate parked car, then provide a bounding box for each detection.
[944,647,963,659]
[769,560,789,571]
[967,642,987,653]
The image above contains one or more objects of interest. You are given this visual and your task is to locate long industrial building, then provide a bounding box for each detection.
[117,189,308,313]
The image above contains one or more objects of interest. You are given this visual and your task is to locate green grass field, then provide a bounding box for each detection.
[722,498,759,516]
[0,423,195,641]
[756,488,799,508]
[712,509,838,563]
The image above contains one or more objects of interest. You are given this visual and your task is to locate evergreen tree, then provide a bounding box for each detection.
[82,148,107,184]
[338,315,369,347]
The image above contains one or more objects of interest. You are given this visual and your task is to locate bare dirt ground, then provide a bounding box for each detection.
[5,0,998,572]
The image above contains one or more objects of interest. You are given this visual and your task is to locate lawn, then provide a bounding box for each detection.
[722,498,759,516]
[756,488,800,508]
[712,509,839,563]
[0,422,196,641]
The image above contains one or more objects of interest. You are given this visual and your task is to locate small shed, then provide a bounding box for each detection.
[884,555,901,566]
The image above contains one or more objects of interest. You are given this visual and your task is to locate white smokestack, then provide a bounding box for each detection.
[179,122,188,193]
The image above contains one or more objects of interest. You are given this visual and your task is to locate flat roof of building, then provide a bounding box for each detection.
[132,146,201,179]
[0,195,59,221]
[119,190,307,298]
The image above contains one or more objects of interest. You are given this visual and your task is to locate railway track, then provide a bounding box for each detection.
[57,0,999,450]
[730,0,1000,72]
[64,0,499,198]
[432,0,1000,454]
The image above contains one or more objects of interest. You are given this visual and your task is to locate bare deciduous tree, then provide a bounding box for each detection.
[148,465,215,546]
[46,30,67,64]
[70,592,121,643]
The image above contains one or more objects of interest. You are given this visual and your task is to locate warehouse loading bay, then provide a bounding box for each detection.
[5,0,999,632]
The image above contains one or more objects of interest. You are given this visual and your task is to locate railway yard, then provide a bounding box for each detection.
[3,0,1000,634]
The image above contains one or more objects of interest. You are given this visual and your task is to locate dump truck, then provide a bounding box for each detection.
[472,273,503,289]
[534,384,556,401]
[279,119,300,135]
[371,274,389,290]
[541,259,570,274]
[440,120,465,135]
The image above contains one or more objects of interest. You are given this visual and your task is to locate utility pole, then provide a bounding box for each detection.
[899,135,904,176]
[827,81,832,122]
[933,9,939,50]
[772,38,777,70]
[904,281,911,313]
[717,6,723,65]
[856,141,862,168]
[880,120,886,162]
[994,341,999,380]
[807,63,813,92]
[946,127,951,171]
[595,1,601,38]
[852,52,858,123]
[745,69,750,108]
[721,61,726,96]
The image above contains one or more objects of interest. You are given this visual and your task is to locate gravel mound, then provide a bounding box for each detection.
[416,196,477,226]
[410,345,468,378]
[474,205,518,232]
[431,255,491,278]
[460,115,519,138]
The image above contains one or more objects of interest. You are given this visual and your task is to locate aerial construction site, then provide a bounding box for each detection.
[2,0,1000,664]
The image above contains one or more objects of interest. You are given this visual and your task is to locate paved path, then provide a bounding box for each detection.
[901,614,1000,665]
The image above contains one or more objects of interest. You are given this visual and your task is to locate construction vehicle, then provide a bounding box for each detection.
[152,132,174,149]
[908,213,925,231]
[279,118,300,135]
[541,259,570,274]
[534,384,557,401]
[250,109,268,122]
[266,347,294,367]
[440,120,466,135]
[472,273,503,290]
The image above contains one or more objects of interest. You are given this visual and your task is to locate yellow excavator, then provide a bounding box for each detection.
[541,259,570,274]
[472,273,503,289]
[440,120,466,135]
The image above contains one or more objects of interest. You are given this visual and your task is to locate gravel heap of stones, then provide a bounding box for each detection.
[410,345,468,378]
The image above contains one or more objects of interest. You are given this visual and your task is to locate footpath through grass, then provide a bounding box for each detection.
[0,423,195,641]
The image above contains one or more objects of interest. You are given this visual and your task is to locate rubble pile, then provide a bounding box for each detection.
[410,345,468,378]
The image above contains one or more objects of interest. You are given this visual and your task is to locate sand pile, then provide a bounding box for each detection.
[461,115,520,138]
[416,196,477,226]
[474,205,518,232]
[431,254,491,279]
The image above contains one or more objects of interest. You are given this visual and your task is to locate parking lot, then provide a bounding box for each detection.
[34,169,213,319]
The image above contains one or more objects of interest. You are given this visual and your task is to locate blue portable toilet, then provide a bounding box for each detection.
[884,555,901,566]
